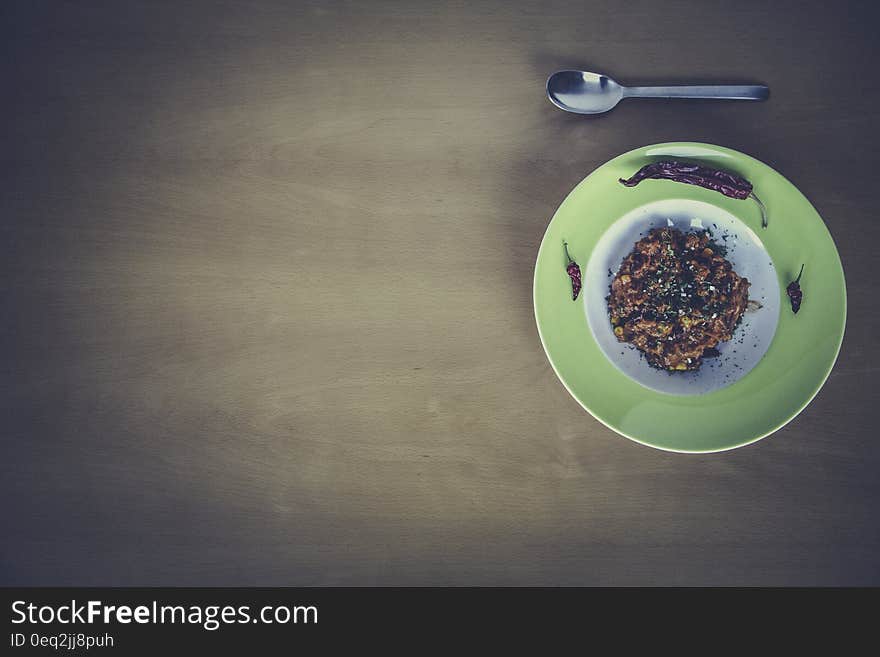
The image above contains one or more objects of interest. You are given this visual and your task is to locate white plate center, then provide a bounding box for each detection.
[584,199,780,395]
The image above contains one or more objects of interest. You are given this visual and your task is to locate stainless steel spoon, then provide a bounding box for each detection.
[547,70,769,115]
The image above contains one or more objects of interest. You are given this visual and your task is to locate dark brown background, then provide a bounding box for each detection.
[2,0,878,585]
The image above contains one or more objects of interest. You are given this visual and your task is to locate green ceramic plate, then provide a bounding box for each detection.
[533,142,846,452]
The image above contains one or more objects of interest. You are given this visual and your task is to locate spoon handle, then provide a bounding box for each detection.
[623,85,769,101]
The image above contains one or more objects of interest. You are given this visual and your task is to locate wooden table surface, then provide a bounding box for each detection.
[3,0,878,586]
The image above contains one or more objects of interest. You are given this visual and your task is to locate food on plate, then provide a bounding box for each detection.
[562,241,582,301]
[619,160,768,228]
[786,264,805,314]
[606,227,751,371]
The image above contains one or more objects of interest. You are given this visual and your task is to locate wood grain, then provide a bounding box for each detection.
[2,0,878,585]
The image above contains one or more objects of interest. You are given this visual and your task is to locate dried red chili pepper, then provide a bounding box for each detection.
[786,264,804,314]
[563,241,581,301]
[619,160,768,228]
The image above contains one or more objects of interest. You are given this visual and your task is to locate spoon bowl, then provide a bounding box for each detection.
[547,71,623,114]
